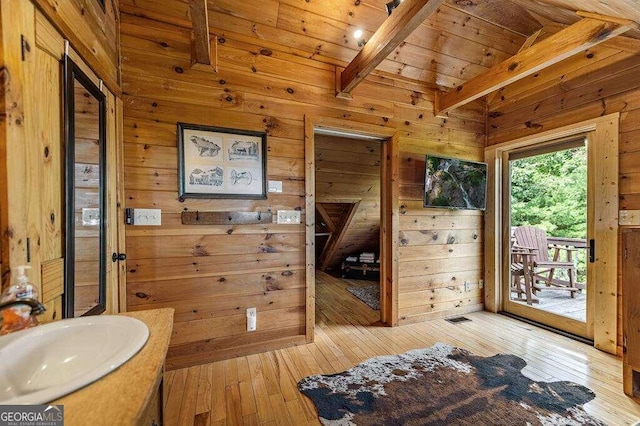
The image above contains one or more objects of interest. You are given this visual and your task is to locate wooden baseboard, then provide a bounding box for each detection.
[166,334,307,370]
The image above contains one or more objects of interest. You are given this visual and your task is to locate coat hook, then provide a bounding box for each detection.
[258,210,262,221]
[196,211,200,221]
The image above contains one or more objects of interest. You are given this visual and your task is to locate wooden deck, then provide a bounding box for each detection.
[512,288,587,323]
[163,271,640,425]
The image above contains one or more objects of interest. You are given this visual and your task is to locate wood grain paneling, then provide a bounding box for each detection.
[122,3,486,369]
[0,0,41,291]
[0,5,121,319]
[436,17,634,115]
[41,258,64,304]
[397,150,484,324]
[119,0,526,90]
[4,0,640,380]
[33,0,120,91]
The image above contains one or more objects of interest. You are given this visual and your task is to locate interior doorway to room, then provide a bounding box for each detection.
[313,130,384,325]
[502,137,595,339]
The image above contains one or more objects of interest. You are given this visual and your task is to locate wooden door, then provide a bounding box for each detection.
[495,117,619,350]
[0,2,65,319]
[586,125,619,352]
[0,4,120,319]
[501,141,591,339]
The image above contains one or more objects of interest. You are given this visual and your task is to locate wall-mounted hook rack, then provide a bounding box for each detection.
[181,210,272,225]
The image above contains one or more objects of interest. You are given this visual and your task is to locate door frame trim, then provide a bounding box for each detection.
[304,116,399,342]
[484,113,619,353]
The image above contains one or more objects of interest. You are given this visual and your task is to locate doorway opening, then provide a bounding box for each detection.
[505,139,588,332]
[304,117,399,342]
[314,131,383,325]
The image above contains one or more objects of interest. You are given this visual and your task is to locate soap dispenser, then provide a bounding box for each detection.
[1,265,39,335]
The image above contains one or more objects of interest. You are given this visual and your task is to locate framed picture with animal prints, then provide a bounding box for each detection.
[177,123,267,199]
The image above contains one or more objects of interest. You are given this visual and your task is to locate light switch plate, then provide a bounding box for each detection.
[133,208,162,226]
[619,210,640,226]
[277,210,301,224]
[246,307,257,332]
[268,180,283,193]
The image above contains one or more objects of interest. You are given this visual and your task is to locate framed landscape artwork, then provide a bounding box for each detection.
[177,123,267,199]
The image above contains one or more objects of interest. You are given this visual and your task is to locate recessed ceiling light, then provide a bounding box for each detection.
[353,29,363,39]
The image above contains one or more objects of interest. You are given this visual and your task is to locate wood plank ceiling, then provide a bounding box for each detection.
[192,0,640,98]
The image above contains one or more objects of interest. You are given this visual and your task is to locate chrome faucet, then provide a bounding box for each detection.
[0,298,46,316]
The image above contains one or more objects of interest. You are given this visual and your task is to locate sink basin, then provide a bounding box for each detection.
[0,315,149,405]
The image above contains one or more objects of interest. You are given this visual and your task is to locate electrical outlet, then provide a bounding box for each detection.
[277,210,301,224]
[619,210,640,226]
[133,208,162,226]
[246,307,257,332]
[268,180,283,193]
[82,208,100,226]
[479,279,484,289]
[464,281,471,292]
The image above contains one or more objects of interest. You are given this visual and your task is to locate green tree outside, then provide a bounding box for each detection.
[510,146,587,281]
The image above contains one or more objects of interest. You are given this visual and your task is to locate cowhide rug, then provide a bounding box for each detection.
[298,342,604,425]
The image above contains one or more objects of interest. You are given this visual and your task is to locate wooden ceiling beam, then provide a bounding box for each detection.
[316,203,336,233]
[435,14,634,116]
[336,0,445,98]
[486,28,543,105]
[576,10,640,27]
[188,0,216,70]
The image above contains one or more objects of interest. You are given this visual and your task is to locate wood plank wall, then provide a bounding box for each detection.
[487,48,640,351]
[32,0,120,91]
[0,2,67,320]
[120,1,486,369]
[315,135,381,271]
[0,0,120,321]
[397,142,485,325]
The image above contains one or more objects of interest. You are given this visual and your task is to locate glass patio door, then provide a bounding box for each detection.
[502,138,591,339]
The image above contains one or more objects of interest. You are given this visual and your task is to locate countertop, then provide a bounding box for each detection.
[52,308,174,425]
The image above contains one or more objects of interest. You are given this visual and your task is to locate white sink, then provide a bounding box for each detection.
[0,315,149,405]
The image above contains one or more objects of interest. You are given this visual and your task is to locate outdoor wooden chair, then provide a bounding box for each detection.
[513,226,581,298]
[510,246,538,305]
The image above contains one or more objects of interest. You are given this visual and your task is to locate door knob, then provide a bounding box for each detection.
[112,253,127,262]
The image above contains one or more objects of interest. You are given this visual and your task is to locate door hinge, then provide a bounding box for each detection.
[20,35,30,61]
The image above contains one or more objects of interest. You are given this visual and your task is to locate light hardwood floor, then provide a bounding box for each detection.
[163,271,640,425]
